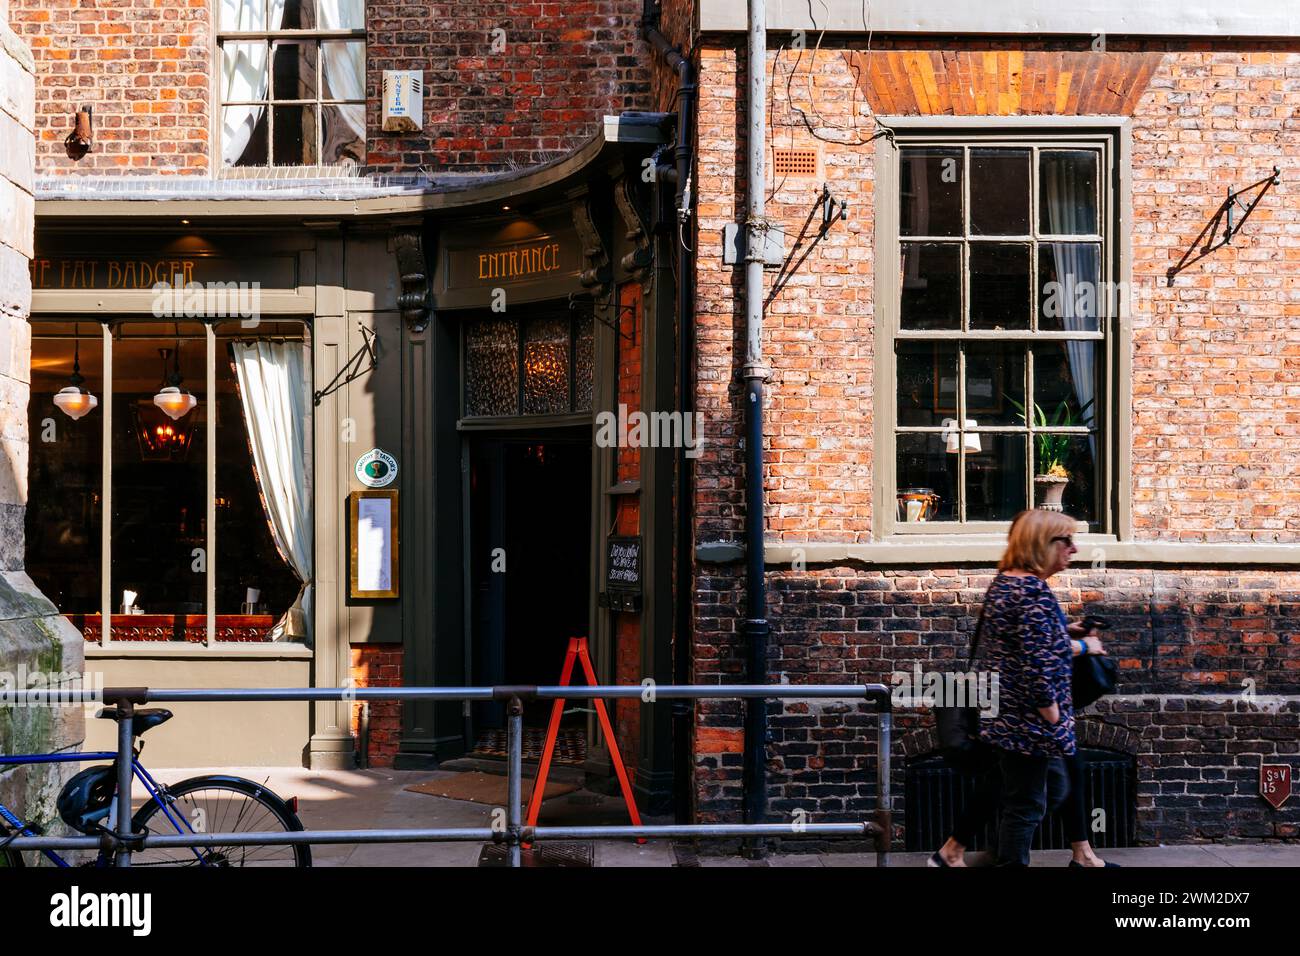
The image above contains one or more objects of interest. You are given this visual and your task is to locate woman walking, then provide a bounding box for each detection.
[979,508,1079,867]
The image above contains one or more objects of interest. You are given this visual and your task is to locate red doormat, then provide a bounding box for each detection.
[470,728,587,766]
[405,772,579,806]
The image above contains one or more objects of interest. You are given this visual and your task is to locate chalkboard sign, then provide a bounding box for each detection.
[606,535,642,594]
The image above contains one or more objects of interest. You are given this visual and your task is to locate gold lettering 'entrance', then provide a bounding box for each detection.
[476,242,561,281]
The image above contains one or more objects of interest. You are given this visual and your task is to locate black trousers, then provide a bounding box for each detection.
[948,747,1090,850]
[994,749,1070,867]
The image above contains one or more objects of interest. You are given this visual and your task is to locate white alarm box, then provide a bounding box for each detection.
[382,70,423,132]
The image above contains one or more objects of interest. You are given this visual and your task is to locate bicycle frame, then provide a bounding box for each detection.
[0,751,207,867]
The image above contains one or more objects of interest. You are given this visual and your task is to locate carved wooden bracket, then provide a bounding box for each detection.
[572,197,612,291]
[393,230,431,332]
[614,174,654,285]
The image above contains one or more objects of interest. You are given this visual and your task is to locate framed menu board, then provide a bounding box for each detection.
[349,490,399,599]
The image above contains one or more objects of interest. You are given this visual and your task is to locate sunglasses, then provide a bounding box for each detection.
[1051,535,1075,548]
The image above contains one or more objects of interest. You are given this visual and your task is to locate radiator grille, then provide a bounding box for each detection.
[903,748,1137,852]
[773,148,818,176]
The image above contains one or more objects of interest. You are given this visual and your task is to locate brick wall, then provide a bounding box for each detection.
[690,37,1300,842]
[10,0,654,177]
[350,644,403,767]
[9,0,209,176]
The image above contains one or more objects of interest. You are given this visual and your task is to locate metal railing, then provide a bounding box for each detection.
[3,683,892,867]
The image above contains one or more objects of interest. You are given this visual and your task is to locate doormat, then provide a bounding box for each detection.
[478,842,594,868]
[405,771,579,806]
[470,728,587,765]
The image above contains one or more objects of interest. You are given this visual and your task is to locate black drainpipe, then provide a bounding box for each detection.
[640,1,697,826]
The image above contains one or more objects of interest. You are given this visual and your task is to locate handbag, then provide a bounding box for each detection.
[1072,653,1118,709]
[934,604,986,763]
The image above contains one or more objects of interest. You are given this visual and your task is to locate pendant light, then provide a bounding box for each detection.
[152,341,197,421]
[52,325,98,420]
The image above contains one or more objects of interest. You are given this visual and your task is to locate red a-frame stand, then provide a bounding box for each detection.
[524,636,644,842]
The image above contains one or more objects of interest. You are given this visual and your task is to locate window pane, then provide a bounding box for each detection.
[895,433,956,522]
[110,324,207,638]
[964,342,1026,427]
[966,433,1028,521]
[1044,435,1098,523]
[321,41,365,100]
[272,104,318,165]
[219,0,265,31]
[219,333,312,640]
[969,243,1030,330]
[221,42,268,103]
[1040,150,1099,235]
[1038,243,1101,332]
[900,242,960,330]
[280,0,316,29]
[321,105,365,166]
[574,313,594,412]
[319,0,363,29]
[465,318,519,417]
[27,327,103,617]
[523,316,570,415]
[222,105,269,167]
[272,42,318,101]
[897,341,956,427]
[1033,341,1098,429]
[899,148,963,237]
[970,149,1030,235]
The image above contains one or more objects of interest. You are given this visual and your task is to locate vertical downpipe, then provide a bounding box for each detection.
[741,0,770,850]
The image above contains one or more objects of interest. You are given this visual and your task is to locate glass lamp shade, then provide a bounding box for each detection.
[942,418,982,454]
[153,386,197,421]
[53,386,98,420]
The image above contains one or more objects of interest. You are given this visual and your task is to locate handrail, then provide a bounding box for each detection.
[2,683,893,868]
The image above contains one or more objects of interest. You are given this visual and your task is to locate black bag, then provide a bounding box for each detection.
[1072,653,1118,709]
[934,605,986,762]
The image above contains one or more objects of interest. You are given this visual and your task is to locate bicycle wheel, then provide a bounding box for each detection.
[129,775,311,867]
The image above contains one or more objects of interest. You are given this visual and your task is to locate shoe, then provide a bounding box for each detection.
[1069,859,1121,867]
[928,851,950,868]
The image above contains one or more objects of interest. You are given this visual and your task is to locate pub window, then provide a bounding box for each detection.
[218,0,366,168]
[463,313,594,419]
[27,320,313,644]
[888,138,1112,530]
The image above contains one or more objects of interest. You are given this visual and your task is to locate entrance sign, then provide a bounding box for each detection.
[1260,763,1292,809]
[349,490,399,599]
[355,448,398,488]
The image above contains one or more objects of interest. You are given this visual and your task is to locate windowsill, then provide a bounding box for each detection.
[696,536,1300,566]
[85,643,313,660]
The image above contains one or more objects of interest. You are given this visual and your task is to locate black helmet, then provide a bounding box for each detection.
[57,766,116,834]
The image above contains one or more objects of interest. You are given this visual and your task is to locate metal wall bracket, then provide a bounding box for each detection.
[313,323,378,406]
[1166,166,1281,286]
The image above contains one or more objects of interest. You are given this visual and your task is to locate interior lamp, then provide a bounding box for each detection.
[152,344,197,421]
[53,334,98,420]
[941,418,982,454]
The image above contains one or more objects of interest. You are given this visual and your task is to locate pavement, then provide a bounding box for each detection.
[138,765,1300,868]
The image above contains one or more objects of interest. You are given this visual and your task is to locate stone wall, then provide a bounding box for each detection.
[0,0,84,857]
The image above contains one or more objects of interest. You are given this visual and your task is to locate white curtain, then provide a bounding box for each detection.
[231,341,313,642]
[221,0,287,166]
[319,0,365,164]
[1042,157,1098,458]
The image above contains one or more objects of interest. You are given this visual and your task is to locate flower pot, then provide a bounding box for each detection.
[1034,474,1068,511]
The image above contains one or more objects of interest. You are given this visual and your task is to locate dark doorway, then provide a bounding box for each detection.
[467,434,592,754]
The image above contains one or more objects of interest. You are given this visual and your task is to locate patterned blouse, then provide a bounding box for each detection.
[975,572,1077,758]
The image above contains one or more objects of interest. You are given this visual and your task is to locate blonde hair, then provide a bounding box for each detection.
[998,509,1078,577]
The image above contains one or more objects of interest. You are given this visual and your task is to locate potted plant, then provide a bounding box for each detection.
[1007,397,1094,511]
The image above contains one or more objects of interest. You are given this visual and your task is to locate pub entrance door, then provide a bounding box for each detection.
[465,432,592,763]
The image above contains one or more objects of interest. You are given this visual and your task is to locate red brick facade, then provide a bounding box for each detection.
[689,37,1300,843]
[10,0,654,176]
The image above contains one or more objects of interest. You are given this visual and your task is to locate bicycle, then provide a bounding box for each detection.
[0,706,311,867]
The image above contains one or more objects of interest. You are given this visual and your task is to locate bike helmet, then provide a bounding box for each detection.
[57,766,116,834]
